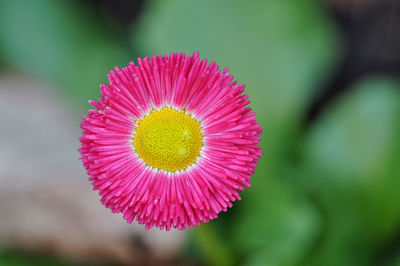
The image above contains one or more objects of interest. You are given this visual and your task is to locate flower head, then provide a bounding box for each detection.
[79,52,262,230]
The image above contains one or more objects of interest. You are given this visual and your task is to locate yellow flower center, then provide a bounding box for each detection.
[133,107,202,172]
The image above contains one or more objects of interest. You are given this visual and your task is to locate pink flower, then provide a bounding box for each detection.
[79,52,262,230]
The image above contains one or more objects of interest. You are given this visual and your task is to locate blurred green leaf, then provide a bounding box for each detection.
[383,251,400,266]
[0,249,67,266]
[191,224,234,266]
[302,77,400,266]
[233,175,321,266]
[0,0,129,109]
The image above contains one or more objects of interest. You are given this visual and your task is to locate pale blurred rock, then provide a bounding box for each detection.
[0,74,186,264]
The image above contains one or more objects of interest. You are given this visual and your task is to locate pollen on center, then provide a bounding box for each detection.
[133,107,203,172]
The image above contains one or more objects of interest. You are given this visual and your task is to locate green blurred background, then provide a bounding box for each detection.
[0,0,399,265]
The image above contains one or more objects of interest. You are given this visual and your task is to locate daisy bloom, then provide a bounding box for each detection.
[79,52,262,230]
